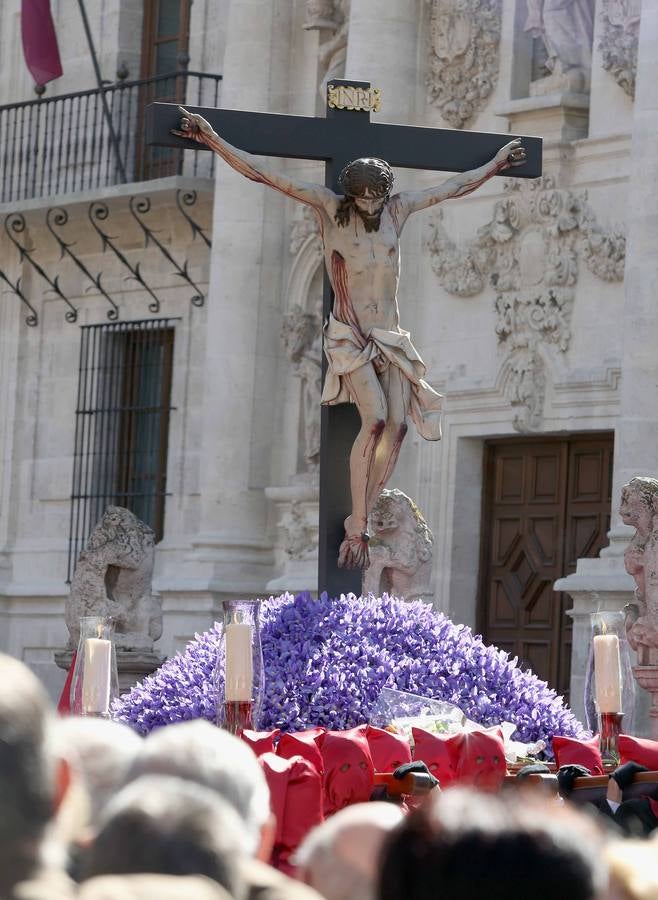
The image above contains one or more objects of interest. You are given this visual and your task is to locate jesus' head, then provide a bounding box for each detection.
[335,157,394,232]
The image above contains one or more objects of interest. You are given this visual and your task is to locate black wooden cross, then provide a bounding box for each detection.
[146,79,542,599]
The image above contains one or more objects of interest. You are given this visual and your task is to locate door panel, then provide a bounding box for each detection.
[479,434,613,698]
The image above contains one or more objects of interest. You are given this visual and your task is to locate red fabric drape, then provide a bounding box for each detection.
[21,0,63,86]
[57,651,76,714]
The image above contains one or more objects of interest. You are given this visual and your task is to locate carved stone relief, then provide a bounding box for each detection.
[426,175,625,431]
[304,0,350,102]
[425,0,502,128]
[290,204,321,256]
[283,207,324,477]
[279,499,319,561]
[598,0,641,98]
[281,302,323,473]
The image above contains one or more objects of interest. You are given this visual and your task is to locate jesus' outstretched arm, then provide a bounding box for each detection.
[173,107,336,215]
[391,139,526,222]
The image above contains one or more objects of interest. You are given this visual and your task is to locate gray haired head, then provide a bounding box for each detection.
[52,716,142,827]
[126,720,271,856]
[85,774,249,898]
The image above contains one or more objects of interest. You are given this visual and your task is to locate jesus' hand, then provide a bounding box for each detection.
[172,106,216,143]
[493,139,526,170]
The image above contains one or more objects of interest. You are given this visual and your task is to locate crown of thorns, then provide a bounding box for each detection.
[339,157,394,199]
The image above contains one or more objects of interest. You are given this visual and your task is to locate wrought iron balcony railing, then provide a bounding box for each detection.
[0,71,222,204]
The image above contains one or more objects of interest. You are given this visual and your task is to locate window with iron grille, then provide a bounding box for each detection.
[68,319,176,581]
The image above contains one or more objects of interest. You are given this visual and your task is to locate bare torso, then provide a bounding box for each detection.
[318,198,404,335]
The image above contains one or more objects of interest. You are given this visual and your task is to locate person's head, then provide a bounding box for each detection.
[79,874,233,900]
[379,787,607,900]
[295,802,404,900]
[335,158,394,232]
[126,720,273,858]
[604,838,658,900]
[83,774,249,898]
[52,716,141,830]
[0,653,70,887]
[620,477,658,533]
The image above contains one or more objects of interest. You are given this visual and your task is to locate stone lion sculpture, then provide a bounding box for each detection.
[362,489,434,602]
[66,506,162,652]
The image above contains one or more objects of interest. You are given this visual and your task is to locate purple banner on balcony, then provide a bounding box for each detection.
[21,0,63,86]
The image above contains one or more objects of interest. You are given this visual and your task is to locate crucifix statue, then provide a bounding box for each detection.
[147,79,541,596]
[174,107,525,571]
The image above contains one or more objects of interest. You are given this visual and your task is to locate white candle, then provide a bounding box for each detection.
[82,637,112,714]
[225,623,253,702]
[593,634,623,713]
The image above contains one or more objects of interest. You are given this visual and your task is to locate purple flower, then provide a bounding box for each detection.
[112,592,586,745]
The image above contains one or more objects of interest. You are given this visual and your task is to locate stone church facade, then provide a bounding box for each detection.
[0,0,653,727]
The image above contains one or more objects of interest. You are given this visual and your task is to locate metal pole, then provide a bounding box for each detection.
[76,0,128,183]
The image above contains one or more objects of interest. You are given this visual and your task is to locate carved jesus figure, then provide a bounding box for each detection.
[175,107,525,568]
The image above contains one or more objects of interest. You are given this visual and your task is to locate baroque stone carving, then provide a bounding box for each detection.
[304,0,350,101]
[524,0,595,95]
[425,0,502,128]
[66,506,162,652]
[290,205,321,256]
[621,477,658,667]
[599,0,641,98]
[280,499,318,561]
[426,175,625,431]
[282,303,323,472]
[363,489,434,602]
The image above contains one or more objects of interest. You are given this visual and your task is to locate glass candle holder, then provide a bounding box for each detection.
[215,599,264,735]
[70,616,119,717]
[584,610,636,760]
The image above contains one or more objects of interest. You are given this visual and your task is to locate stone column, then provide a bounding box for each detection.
[156,2,291,624]
[344,0,419,124]
[555,0,658,732]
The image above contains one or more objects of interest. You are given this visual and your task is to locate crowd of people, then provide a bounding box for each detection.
[2,651,658,900]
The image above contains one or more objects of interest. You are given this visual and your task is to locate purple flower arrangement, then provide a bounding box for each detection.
[112,592,586,744]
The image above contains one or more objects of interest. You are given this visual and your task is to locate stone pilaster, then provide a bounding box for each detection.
[156,2,295,617]
[344,0,419,124]
[555,0,658,733]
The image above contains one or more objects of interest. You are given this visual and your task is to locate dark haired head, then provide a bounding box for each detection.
[378,788,606,900]
[335,158,394,232]
[339,158,394,200]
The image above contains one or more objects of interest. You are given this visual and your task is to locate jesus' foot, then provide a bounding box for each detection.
[338,530,370,570]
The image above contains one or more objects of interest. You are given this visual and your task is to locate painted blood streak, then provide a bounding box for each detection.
[331,251,367,349]
[452,159,509,200]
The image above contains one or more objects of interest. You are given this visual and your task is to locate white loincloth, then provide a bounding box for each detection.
[321,313,443,441]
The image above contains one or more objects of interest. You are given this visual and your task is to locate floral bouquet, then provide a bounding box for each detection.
[113,591,586,749]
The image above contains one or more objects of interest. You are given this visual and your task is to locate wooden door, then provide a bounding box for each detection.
[478,434,613,698]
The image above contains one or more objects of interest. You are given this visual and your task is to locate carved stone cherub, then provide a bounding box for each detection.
[66,506,162,652]
[620,477,658,666]
[362,489,434,602]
